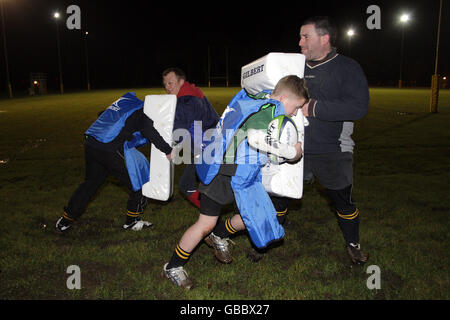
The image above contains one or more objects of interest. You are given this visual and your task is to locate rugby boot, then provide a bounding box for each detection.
[123,216,153,231]
[55,213,74,232]
[346,243,369,265]
[162,263,194,290]
[247,247,265,262]
[204,232,233,264]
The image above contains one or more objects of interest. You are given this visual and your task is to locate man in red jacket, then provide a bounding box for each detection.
[162,68,219,209]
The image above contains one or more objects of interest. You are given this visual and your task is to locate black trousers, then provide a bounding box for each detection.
[271,152,359,245]
[65,143,147,219]
[178,163,199,198]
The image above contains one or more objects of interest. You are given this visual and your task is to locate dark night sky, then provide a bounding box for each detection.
[0,0,448,94]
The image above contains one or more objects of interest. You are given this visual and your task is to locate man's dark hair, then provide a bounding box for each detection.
[162,67,186,80]
[302,16,337,46]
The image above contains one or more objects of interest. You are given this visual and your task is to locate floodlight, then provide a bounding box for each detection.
[400,14,410,23]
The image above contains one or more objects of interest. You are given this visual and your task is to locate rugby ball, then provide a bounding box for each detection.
[266,115,298,164]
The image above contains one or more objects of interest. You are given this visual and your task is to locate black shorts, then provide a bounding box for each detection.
[198,164,237,216]
[200,193,224,217]
[304,152,353,190]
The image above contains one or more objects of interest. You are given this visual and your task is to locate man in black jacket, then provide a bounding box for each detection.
[273,16,369,265]
[302,16,369,264]
[163,68,219,209]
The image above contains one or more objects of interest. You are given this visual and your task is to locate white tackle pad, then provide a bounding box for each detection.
[241,52,307,199]
[142,94,176,201]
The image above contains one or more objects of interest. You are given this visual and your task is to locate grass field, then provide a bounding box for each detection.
[0,87,449,300]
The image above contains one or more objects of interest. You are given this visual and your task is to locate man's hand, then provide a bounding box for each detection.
[288,141,303,162]
[301,99,317,117]
[301,100,310,117]
[166,149,174,161]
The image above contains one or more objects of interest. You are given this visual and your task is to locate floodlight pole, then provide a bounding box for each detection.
[54,14,64,94]
[398,23,405,88]
[430,0,443,113]
[84,32,91,91]
[346,29,355,57]
[0,0,12,98]
[348,36,352,57]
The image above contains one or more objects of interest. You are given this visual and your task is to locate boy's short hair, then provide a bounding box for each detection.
[162,67,186,80]
[273,75,310,100]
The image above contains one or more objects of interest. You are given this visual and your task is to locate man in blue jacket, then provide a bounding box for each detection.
[55,93,173,232]
[272,16,370,265]
[163,68,219,209]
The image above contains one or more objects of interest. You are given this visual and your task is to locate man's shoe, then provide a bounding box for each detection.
[123,217,153,231]
[55,216,73,232]
[162,263,194,290]
[346,243,369,265]
[204,232,233,264]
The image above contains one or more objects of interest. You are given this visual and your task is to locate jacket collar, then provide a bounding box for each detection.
[306,47,339,69]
